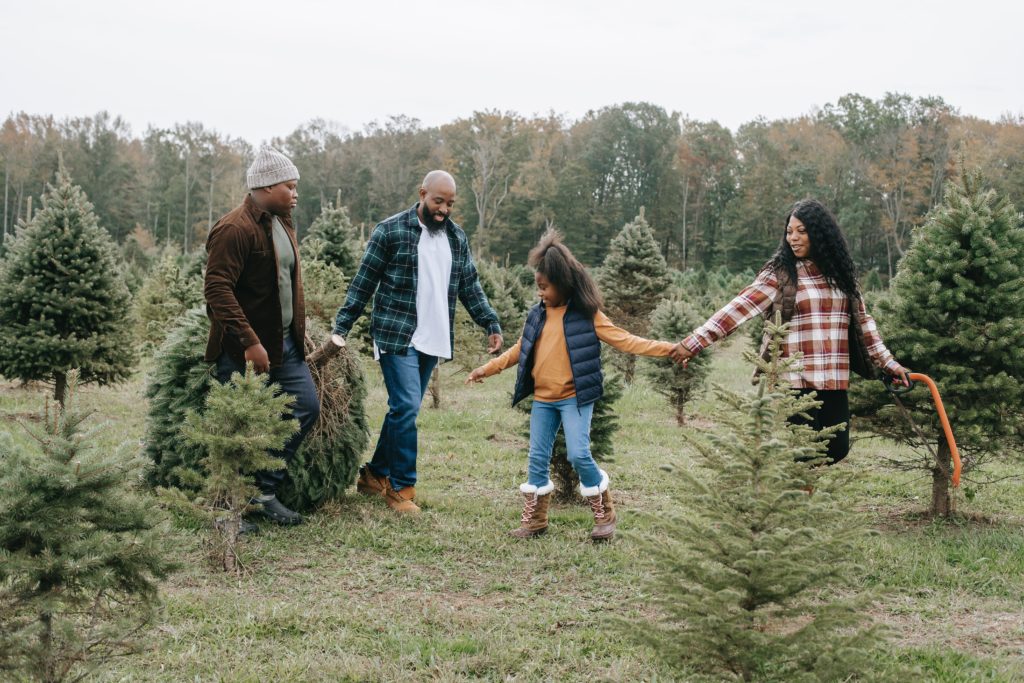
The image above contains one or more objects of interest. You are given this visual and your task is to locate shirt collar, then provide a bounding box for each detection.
[245,194,292,231]
[798,259,821,276]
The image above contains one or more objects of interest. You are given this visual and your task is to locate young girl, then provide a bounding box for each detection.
[466,231,676,541]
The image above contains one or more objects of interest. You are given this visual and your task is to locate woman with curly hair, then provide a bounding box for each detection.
[671,199,910,464]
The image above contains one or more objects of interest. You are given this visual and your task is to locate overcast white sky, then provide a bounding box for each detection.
[2,0,1022,144]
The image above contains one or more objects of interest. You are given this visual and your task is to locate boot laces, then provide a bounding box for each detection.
[588,494,606,520]
[521,494,539,524]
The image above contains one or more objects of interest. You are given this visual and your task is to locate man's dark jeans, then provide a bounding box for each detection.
[216,332,320,494]
[368,347,439,491]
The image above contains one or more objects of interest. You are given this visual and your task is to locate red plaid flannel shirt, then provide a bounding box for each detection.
[682,261,900,389]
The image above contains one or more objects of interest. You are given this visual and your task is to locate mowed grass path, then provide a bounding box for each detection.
[1,341,1022,681]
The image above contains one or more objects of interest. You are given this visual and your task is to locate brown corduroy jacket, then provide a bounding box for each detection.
[203,194,306,367]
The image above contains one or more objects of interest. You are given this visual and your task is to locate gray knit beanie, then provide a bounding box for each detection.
[246,148,300,189]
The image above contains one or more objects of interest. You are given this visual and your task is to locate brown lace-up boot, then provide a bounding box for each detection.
[509,481,554,538]
[384,485,420,514]
[581,470,616,542]
[356,464,388,497]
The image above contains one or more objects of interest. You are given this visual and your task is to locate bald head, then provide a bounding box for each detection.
[418,170,457,232]
[421,170,456,194]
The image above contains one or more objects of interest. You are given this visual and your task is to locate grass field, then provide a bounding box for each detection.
[2,341,1022,681]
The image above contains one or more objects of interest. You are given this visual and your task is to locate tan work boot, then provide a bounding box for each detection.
[384,485,420,514]
[509,481,554,538]
[581,470,616,542]
[356,465,388,497]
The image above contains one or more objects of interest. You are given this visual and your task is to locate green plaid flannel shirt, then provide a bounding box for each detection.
[332,205,501,357]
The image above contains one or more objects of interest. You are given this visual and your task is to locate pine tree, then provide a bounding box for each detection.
[644,296,713,424]
[0,371,175,682]
[132,247,203,349]
[301,201,360,274]
[277,316,370,510]
[143,307,213,491]
[626,318,894,682]
[478,260,533,339]
[121,225,160,294]
[862,268,884,292]
[516,348,624,503]
[0,172,136,403]
[849,172,1024,516]
[300,257,348,327]
[597,208,671,382]
[182,364,297,572]
[144,311,370,511]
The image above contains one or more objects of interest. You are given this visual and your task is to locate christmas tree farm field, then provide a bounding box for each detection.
[1,343,1022,681]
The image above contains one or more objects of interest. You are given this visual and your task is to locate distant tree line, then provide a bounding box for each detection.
[3,93,1022,276]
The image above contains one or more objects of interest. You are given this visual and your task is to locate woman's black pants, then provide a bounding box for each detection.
[790,389,850,464]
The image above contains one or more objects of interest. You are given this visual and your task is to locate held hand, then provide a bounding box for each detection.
[465,367,487,385]
[244,343,270,374]
[670,342,694,365]
[889,364,912,387]
[487,333,504,355]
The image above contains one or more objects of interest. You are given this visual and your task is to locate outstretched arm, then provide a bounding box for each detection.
[679,271,780,355]
[465,338,522,385]
[594,312,677,357]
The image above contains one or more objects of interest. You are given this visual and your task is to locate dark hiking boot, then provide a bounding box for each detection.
[252,494,303,525]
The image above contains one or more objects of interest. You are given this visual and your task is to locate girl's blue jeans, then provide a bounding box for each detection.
[527,397,602,489]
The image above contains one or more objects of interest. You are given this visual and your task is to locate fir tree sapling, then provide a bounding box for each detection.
[598,207,671,383]
[300,257,348,327]
[627,318,896,682]
[850,172,1024,517]
[301,201,360,274]
[0,371,175,683]
[0,172,136,403]
[644,296,713,424]
[143,308,214,491]
[181,364,298,572]
[132,247,203,349]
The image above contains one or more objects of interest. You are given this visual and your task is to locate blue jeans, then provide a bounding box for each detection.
[527,398,602,489]
[369,347,439,491]
[216,332,320,495]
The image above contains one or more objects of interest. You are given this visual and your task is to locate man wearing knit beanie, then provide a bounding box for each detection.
[203,148,317,528]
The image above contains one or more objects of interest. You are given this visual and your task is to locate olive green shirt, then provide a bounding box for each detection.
[272,217,295,330]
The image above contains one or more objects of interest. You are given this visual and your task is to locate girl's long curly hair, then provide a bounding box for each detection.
[527,230,603,318]
[765,199,860,298]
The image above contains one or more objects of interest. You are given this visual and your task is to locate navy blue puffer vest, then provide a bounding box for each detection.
[511,300,604,408]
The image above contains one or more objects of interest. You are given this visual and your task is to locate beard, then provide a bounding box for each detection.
[420,204,448,234]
